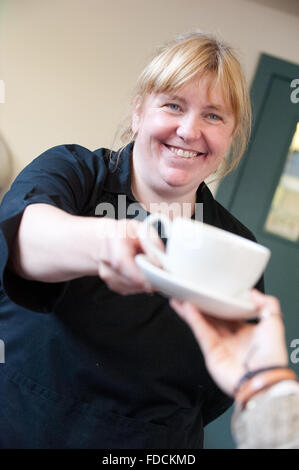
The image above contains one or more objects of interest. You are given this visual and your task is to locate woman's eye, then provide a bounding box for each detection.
[207,113,222,121]
[165,103,181,111]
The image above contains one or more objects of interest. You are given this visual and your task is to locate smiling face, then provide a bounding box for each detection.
[131,74,236,201]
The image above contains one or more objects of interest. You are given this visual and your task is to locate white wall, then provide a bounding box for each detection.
[0,0,299,192]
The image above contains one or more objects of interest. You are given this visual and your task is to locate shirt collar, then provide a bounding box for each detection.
[102,142,136,200]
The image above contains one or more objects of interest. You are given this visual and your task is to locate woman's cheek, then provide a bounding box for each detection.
[155,113,177,135]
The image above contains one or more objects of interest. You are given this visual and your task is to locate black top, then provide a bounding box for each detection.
[0,142,263,449]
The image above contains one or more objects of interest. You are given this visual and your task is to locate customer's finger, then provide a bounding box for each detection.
[250,289,282,319]
[169,299,222,355]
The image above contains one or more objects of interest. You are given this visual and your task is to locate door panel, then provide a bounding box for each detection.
[205,54,299,449]
[228,68,299,362]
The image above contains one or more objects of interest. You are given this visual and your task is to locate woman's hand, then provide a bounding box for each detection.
[96,218,164,295]
[170,290,289,396]
[10,204,164,289]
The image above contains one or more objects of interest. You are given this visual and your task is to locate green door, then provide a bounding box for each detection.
[204,54,299,449]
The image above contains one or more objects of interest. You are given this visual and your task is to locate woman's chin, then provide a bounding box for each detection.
[161,168,198,188]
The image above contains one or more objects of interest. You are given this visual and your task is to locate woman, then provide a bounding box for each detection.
[170,291,299,449]
[0,32,263,448]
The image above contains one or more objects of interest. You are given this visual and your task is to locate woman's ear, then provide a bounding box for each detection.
[131,95,142,134]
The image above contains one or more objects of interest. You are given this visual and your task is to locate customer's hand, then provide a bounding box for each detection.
[97,218,164,295]
[170,290,288,396]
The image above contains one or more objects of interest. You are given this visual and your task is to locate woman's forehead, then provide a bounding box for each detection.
[154,75,234,113]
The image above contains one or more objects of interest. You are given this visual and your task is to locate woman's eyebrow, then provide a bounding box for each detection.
[204,104,224,112]
[159,93,187,104]
[158,94,232,116]
[203,104,231,116]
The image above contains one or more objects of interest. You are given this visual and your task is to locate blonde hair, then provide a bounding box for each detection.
[116,31,251,178]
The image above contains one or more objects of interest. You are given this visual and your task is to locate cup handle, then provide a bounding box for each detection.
[138,213,172,267]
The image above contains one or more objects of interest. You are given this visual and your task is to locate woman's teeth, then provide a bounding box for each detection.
[168,146,199,158]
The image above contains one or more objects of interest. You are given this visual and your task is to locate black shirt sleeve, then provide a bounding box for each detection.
[0,144,108,312]
[202,384,233,427]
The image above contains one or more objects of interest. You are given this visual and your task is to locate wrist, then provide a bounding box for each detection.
[234,367,298,410]
[82,217,116,273]
[61,215,115,279]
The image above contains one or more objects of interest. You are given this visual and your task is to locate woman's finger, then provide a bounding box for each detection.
[137,224,166,268]
[99,261,153,294]
[108,241,153,291]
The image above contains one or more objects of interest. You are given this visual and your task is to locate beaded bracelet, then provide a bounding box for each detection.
[235,368,298,410]
[234,365,289,395]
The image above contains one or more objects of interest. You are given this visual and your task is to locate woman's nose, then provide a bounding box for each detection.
[176,115,202,141]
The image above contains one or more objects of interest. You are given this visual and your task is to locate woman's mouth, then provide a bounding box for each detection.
[164,144,205,159]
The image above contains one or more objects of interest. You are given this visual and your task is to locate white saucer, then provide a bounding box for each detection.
[135,254,257,320]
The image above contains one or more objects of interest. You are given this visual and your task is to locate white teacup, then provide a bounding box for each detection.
[139,213,271,297]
